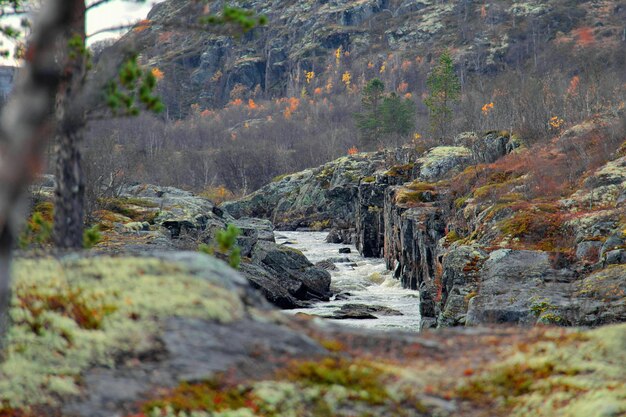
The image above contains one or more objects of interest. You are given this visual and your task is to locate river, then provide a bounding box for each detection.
[275,231,421,332]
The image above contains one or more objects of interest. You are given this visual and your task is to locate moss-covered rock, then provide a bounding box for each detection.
[1,254,249,409]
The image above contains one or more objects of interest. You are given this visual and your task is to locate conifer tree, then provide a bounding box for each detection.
[424,50,461,141]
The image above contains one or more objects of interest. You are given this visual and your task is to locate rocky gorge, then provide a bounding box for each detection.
[222,117,626,330]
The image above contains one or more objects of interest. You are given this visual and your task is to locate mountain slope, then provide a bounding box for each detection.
[131,0,626,116]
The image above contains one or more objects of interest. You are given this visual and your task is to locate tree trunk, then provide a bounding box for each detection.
[54,128,85,248]
[53,0,87,249]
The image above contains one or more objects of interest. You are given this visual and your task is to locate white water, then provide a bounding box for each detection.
[276,231,421,332]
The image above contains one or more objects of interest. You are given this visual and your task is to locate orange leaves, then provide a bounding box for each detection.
[575,27,595,46]
[151,67,164,81]
[566,75,580,97]
[133,19,151,33]
[401,60,412,72]
[397,81,409,93]
[283,97,300,119]
[247,99,257,110]
[230,98,244,106]
[313,87,323,95]
[347,146,359,155]
[481,102,494,115]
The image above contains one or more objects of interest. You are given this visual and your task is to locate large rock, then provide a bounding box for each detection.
[417,146,473,181]
[121,183,232,238]
[466,250,576,326]
[251,240,332,302]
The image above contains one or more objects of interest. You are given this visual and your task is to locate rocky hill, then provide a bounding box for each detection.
[130,0,626,116]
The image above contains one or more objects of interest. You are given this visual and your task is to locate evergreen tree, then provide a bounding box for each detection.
[355,78,385,145]
[380,93,416,137]
[424,50,461,141]
[355,79,415,147]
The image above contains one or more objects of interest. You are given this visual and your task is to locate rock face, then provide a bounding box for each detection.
[221,147,419,230]
[344,128,626,327]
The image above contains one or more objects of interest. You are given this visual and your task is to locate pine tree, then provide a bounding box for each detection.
[424,50,461,141]
[355,79,415,147]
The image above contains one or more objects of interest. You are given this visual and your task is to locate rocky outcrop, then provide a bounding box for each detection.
[221,147,419,230]
[348,129,625,329]
[29,181,331,310]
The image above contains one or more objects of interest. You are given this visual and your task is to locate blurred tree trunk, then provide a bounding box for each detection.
[0,0,79,358]
[53,0,87,249]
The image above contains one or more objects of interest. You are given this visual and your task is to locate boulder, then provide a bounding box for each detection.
[466,250,575,326]
[327,304,403,320]
[251,240,332,301]
[418,146,473,181]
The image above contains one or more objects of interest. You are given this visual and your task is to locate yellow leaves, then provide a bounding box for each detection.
[335,46,342,64]
[305,71,315,84]
[413,133,422,141]
[481,102,494,115]
[379,62,387,74]
[151,67,164,81]
[549,116,565,130]
[342,71,352,88]
[211,70,223,82]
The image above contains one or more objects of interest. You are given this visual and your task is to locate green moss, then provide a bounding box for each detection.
[272,173,291,183]
[99,197,159,223]
[446,230,461,243]
[362,176,376,183]
[384,163,415,177]
[458,324,626,417]
[1,257,245,409]
[310,219,331,231]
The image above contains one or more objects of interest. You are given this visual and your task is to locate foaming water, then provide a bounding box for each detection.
[276,231,421,332]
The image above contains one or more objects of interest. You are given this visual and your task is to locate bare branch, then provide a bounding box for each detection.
[86,23,136,39]
[86,0,112,11]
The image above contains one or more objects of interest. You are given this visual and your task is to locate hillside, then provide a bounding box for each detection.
[131,0,626,115]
